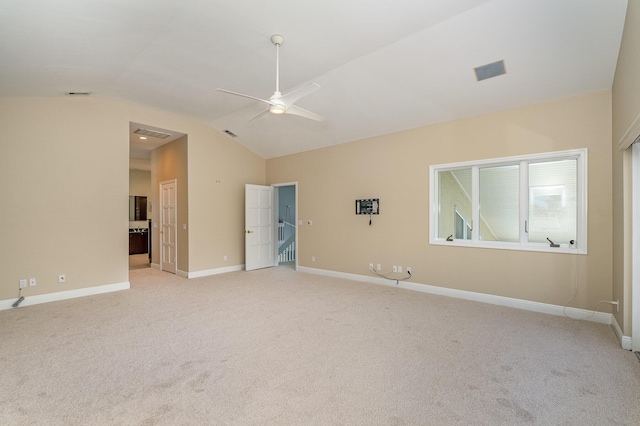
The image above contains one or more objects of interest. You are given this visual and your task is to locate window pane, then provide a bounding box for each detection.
[479,165,519,242]
[438,169,471,239]
[528,159,577,244]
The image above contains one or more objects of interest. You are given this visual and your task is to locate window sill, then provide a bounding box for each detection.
[429,239,586,255]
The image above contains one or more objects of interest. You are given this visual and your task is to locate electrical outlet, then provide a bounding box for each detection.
[369,263,374,270]
[312,256,316,262]
[223,255,228,261]
[398,266,403,273]
[19,279,27,289]
[377,264,381,271]
[29,278,36,287]
[58,274,66,283]
[392,265,398,273]
[407,266,412,274]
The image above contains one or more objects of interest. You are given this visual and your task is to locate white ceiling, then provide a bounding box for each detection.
[0,0,628,159]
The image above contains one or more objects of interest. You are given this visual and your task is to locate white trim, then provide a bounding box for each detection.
[188,264,244,278]
[612,314,632,350]
[299,266,612,325]
[618,110,640,150]
[151,263,161,270]
[632,143,640,352]
[622,335,633,351]
[0,281,130,311]
[177,269,188,278]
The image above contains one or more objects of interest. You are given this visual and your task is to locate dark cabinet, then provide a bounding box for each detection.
[129,231,149,255]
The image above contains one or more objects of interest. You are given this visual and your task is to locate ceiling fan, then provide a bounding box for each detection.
[216,34,324,122]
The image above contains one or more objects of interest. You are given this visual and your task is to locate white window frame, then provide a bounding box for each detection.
[429,149,587,254]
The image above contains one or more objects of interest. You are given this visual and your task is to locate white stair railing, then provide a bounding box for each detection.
[278,221,296,262]
[278,241,296,262]
[278,221,296,245]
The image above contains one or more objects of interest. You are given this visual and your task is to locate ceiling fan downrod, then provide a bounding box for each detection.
[271,34,284,95]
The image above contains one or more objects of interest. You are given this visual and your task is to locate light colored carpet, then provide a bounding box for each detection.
[1,267,639,425]
[129,253,150,270]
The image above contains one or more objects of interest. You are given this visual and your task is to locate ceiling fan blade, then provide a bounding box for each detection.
[216,88,274,106]
[277,83,321,107]
[247,108,270,123]
[286,105,325,122]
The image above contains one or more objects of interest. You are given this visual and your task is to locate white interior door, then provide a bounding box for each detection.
[245,184,275,271]
[160,180,177,274]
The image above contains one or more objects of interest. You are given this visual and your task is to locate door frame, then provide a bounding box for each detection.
[273,182,299,271]
[160,179,177,274]
[632,143,639,352]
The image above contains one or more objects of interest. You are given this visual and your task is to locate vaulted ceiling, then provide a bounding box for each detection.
[0,0,628,159]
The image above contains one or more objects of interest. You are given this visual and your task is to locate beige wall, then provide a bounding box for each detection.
[0,96,265,302]
[612,0,640,335]
[0,96,129,301]
[186,125,266,273]
[152,136,189,272]
[267,91,613,311]
[129,169,151,198]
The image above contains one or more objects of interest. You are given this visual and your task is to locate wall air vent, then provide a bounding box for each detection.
[474,60,506,81]
[223,129,238,138]
[134,128,172,139]
[65,92,92,95]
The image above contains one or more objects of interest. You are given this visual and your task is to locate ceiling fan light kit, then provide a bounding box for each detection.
[269,103,286,114]
[216,34,324,122]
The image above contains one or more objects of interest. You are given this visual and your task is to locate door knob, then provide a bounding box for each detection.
[246,230,253,234]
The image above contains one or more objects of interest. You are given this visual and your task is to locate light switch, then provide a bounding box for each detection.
[182,224,187,230]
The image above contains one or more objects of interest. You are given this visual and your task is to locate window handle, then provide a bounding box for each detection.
[524,220,528,233]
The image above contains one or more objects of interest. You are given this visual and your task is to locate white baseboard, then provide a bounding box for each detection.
[0,281,130,311]
[611,315,633,350]
[188,264,244,278]
[149,263,244,279]
[299,267,613,325]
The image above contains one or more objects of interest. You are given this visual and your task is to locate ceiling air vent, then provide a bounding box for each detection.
[474,60,506,81]
[134,128,172,139]
[65,92,92,95]
[223,130,238,138]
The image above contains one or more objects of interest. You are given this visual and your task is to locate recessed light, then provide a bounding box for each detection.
[139,136,147,140]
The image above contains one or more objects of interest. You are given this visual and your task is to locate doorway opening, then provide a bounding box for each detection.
[275,183,298,270]
[128,171,151,271]
[128,122,186,273]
